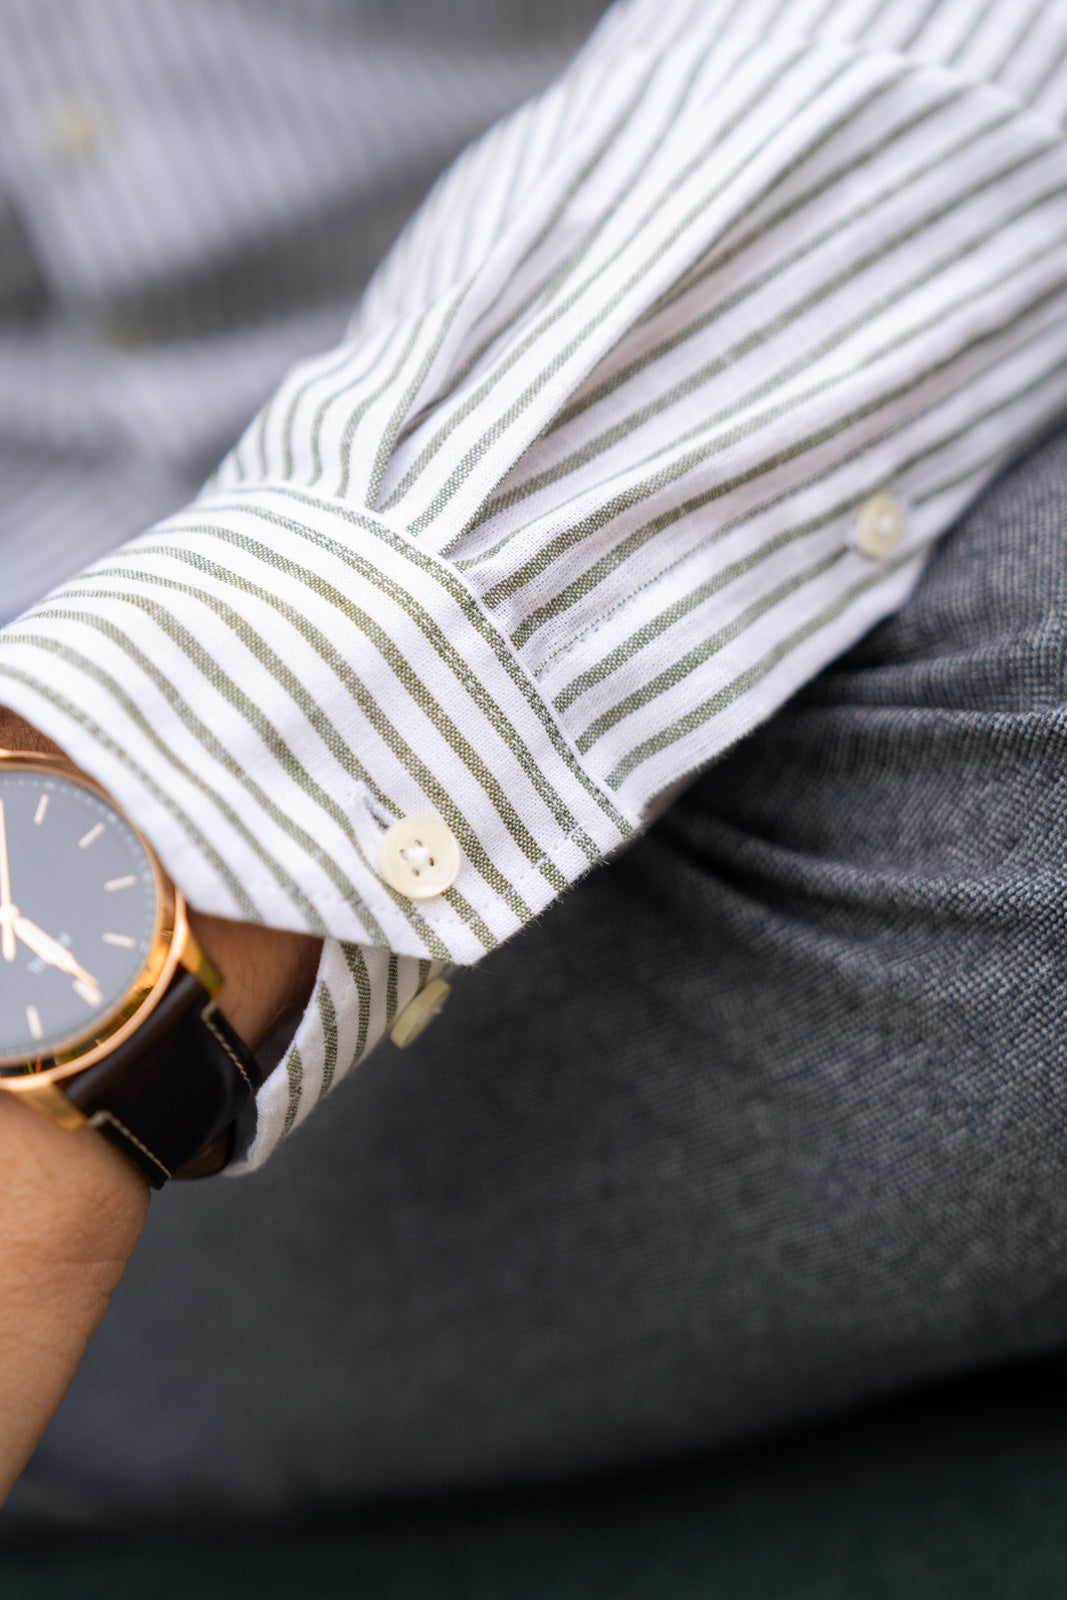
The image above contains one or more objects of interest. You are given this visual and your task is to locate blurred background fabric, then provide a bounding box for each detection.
[0,0,611,622]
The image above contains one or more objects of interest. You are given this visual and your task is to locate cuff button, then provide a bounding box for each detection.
[855,492,904,559]
[391,978,452,1048]
[379,815,461,900]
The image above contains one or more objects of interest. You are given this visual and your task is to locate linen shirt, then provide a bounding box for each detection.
[1,0,1066,1171]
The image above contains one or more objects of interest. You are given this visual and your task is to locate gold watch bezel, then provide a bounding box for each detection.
[0,748,220,1099]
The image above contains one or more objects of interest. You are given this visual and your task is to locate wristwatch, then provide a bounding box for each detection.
[0,746,262,1188]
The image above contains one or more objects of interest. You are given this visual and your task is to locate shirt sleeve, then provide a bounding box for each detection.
[2,0,1067,1171]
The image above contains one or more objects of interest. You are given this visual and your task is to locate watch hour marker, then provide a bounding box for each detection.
[25,1005,43,1042]
[104,874,137,892]
[33,794,49,826]
[78,822,105,850]
[102,932,135,949]
[73,977,103,1008]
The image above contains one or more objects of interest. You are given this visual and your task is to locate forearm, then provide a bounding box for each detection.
[0,705,319,1502]
[0,1083,148,1501]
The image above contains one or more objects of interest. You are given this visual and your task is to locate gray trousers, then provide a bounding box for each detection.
[8,423,1067,1533]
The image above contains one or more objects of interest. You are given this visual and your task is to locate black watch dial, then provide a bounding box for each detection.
[0,766,161,1067]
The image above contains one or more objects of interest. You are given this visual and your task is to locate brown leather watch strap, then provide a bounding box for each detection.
[61,969,263,1189]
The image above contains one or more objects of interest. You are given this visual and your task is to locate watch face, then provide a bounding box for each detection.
[0,766,161,1068]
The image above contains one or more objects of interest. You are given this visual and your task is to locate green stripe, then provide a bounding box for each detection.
[159,518,566,908]
[497,224,1067,647]
[426,42,717,415]
[1029,23,1067,103]
[992,2,1055,87]
[577,544,847,753]
[532,82,980,451]
[385,954,400,1029]
[899,0,950,55]
[80,559,505,946]
[276,322,399,485]
[856,0,912,40]
[493,67,576,233]
[598,65,953,368]
[608,539,932,787]
[478,112,1037,531]
[40,587,400,946]
[334,307,439,499]
[342,942,373,1068]
[945,0,1002,68]
[910,375,1067,507]
[418,116,509,299]
[303,316,413,487]
[360,272,486,509]
[9,615,333,933]
[197,487,628,840]
[457,75,976,560]
[637,152,1067,467]
[282,1044,304,1138]
[415,61,588,347]
[400,38,827,525]
[553,323,1067,711]
[386,40,822,526]
[127,520,556,912]
[85,560,457,949]
[558,503,866,717]
[317,981,340,1098]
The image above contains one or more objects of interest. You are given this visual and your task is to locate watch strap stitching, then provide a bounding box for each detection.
[87,1109,172,1180]
[200,1001,255,1094]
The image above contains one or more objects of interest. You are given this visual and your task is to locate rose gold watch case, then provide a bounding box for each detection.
[0,749,221,1126]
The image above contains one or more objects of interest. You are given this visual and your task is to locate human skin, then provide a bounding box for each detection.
[0,705,321,1502]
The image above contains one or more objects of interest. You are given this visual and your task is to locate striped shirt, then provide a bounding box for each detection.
[2,0,1066,1171]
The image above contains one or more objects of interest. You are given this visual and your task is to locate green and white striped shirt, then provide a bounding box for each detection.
[3,0,1067,1170]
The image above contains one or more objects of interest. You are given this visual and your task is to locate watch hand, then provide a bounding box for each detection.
[12,917,100,992]
[0,801,16,964]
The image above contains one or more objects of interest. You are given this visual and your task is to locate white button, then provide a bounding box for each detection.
[391,978,452,1048]
[379,815,460,900]
[855,493,904,559]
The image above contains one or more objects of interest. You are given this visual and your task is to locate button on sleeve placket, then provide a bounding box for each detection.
[854,493,905,560]
[378,815,461,901]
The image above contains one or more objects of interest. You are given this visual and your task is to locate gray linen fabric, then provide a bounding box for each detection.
[7,419,1067,1534]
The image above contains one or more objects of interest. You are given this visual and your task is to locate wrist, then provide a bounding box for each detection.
[187,908,321,1050]
[0,706,62,758]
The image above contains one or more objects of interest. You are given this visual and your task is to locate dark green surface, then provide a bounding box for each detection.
[8,1356,1067,1599]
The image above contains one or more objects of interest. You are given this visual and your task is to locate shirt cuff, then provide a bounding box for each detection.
[0,486,637,1172]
